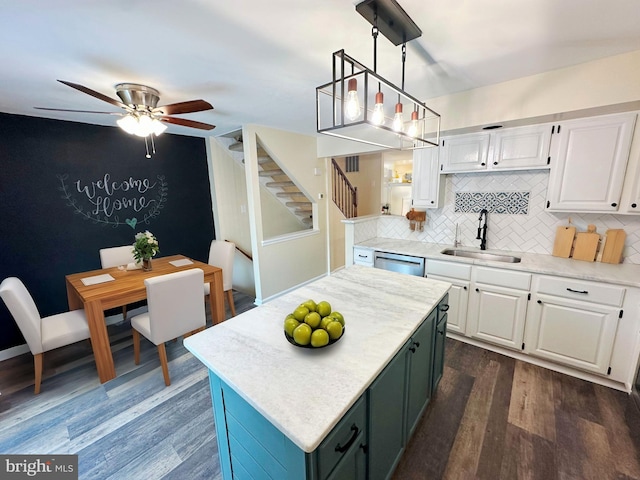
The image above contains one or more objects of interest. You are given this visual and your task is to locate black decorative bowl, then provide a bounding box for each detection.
[285,326,345,349]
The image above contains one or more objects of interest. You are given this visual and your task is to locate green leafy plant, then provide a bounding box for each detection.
[132,230,160,262]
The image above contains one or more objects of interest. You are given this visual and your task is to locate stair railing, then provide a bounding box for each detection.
[331,158,358,218]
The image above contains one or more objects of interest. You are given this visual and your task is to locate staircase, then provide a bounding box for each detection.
[229,139,313,227]
[331,158,358,218]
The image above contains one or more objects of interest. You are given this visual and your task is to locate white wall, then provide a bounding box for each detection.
[243,125,328,303]
[428,49,640,132]
[207,137,255,296]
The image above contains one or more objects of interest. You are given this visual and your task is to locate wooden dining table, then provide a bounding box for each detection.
[65,254,225,383]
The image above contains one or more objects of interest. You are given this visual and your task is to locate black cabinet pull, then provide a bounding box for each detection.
[567,288,588,294]
[335,424,359,453]
[475,288,480,292]
[463,286,468,290]
[611,202,618,207]
[440,304,450,312]
[493,161,498,165]
[632,203,637,208]
[481,162,486,166]
[537,300,542,304]
[438,330,445,336]
[409,346,416,353]
[414,341,420,348]
[357,254,367,258]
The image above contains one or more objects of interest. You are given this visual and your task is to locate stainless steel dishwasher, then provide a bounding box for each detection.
[373,251,425,276]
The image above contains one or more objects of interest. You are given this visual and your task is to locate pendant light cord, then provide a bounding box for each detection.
[399,43,406,103]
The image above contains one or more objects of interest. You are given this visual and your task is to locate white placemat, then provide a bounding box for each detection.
[169,259,194,267]
[81,274,115,286]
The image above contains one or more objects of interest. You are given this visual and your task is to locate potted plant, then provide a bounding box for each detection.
[132,231,160,271]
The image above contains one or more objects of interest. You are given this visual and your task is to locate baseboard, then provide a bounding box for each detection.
[0,307,149,362]
[0,344,30,362]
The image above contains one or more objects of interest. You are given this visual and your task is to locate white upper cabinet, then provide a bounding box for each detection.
[412,147,445,208]
[440,132,491,173]
[491,124,552,170]
[546,112,637,213]
[440,124,553,173]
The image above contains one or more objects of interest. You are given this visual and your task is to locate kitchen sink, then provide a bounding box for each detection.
[440,248,521,263]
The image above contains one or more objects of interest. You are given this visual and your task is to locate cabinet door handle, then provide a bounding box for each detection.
[493,161,498,165]
[335,424,359,453]
[481,162,486,166]
[475,288,480,292]
[439,304,450,312]
[537,300,542,304]
[611,202,618,207]
[463,286,468,290]
[438,330,445,336]
[357,254,368,258]
[414,341,420,348]
[566,288,588,294]
[409,346,416,353]
[632,203,637,208]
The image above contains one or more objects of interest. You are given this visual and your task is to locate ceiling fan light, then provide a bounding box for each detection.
[134,114,154,137]
[117,114,138,135]
[151,119,167,136]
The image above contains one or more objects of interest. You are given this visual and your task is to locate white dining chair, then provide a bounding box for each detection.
[0,277,91,394]
[204,240,236,317]
[99,245,136,320]
[131,268,206,386]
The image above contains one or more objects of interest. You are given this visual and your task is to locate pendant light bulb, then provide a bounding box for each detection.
[407,110,420,138]
[371,91,385,126]
[345,78,361,121]
[392,103,404,132]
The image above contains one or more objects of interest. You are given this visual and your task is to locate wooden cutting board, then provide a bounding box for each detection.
[572,225,600,262]
[552,226,576,258]
[601,229,626,264]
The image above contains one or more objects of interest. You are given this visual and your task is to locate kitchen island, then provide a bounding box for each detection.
[184,265,450,480]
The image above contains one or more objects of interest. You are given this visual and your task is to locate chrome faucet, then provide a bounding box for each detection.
[477,209,488,250]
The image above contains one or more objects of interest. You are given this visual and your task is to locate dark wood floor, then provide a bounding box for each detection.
[393,338,640,480]
[1,291,639,479]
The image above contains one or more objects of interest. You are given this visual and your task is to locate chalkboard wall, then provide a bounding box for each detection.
[0,113,215,351]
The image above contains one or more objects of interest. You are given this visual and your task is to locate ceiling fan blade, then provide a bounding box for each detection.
[153,100,213,115]
[158,116,216,130]
[57,80,128,109]
[34,107,123,115]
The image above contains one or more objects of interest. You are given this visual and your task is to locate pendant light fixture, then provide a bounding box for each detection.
[316,0,440,150]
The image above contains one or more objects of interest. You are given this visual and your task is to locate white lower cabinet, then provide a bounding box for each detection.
[467,267,531,351]
[524,276,625,376]
[353,247,374,267]
[425,260,471,335]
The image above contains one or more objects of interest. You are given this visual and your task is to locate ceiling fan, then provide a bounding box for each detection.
[36,80,216,157]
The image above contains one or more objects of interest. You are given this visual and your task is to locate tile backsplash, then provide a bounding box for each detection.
[357,170,640,264]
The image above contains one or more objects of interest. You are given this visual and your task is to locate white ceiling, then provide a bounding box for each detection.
[1,0,639,139]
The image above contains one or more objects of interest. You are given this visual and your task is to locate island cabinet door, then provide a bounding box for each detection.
[324,429,367,480]
[367,339,411,480]
[432,312,447,392]
[405,309,436,438]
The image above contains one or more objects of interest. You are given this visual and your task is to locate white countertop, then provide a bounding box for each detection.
[356,238,640,288]
[184,266,450,453]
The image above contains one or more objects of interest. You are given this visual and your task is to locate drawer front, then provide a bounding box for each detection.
[475,266,531,290]
[317,395,366,479]
[426,260,472,280]
[353,247,373,264]
[535,276,625,307]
